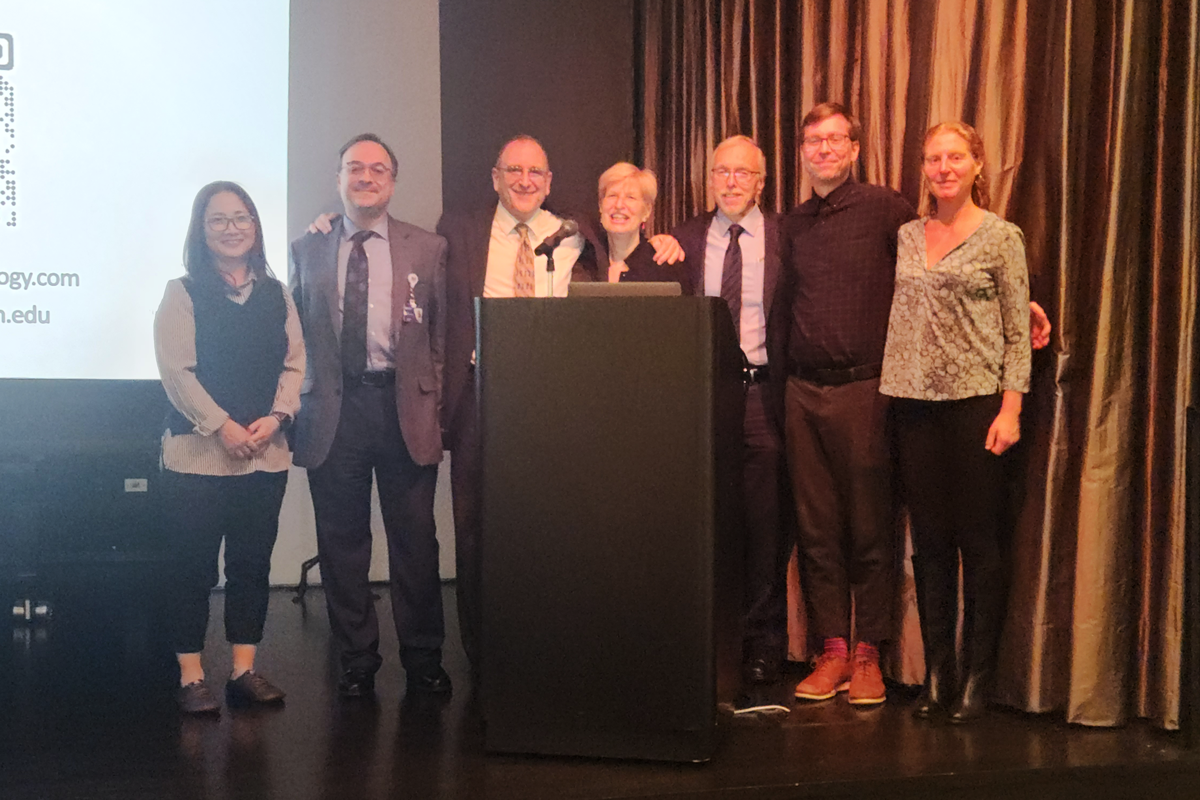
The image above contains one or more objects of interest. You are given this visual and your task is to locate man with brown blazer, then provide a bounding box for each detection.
[290,133,449,698]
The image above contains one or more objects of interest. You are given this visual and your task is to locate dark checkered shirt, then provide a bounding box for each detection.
[784,178,917,372]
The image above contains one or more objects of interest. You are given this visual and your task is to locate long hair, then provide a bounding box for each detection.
[182,181,271,294]
[922,121,989,215]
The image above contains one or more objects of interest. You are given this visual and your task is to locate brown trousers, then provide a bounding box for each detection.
[785,376,896,645]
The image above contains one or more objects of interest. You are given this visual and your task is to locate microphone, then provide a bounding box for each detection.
[534,219,580,257]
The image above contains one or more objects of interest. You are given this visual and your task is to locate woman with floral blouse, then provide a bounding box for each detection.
[880,121,1031,723]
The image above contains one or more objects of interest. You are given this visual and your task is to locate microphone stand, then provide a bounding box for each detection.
[544,250,556,297]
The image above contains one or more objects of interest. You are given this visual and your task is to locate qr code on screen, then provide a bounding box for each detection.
[1,33,15,229]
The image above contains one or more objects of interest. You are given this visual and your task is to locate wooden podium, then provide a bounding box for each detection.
[478,296,744,762]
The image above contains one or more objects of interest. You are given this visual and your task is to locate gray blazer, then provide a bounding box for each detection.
[289,215,447,468]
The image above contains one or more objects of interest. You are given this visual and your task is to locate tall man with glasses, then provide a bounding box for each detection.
[436,135,599,673]
[290,133,451,699]
[670,135,796,707]
[783,103,917,707]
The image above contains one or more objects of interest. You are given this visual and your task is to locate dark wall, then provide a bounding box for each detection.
[0,380,169,572]
[439,0,636,216]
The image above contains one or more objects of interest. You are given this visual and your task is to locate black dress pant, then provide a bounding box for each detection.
[165,469,288,654]
[740,382,794,666]
[892,394,1006,609]
[448,382,483,670]
[785,375,896,645]
[307,382,444,676]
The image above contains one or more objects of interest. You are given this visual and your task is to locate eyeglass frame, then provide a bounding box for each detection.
[342,161,395,180]
[497,165,551,182]
[205,213,256,232]
[801,133,855,151]
[710,167,762,185]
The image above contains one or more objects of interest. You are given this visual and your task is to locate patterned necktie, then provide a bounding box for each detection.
[342,229,376,380]
[720,223,744,330]
[514,222,536,297]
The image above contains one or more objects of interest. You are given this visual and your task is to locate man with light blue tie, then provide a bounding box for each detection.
[289,133,450,699]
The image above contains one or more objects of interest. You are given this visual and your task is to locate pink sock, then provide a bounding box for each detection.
[856,641,879,661]
[824,637,849,659]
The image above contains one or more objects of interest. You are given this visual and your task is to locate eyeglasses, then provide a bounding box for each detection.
[499,165,549,182]
[343,161,394,179]
[923,152,973,167]
[711,167,761,184]
[205,213,255,231]
[802,133,853,150]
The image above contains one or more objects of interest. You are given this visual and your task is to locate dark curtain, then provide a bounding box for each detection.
[639,0,1199,730]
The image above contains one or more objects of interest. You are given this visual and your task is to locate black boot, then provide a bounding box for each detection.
[949,561,1005,724]
[912,553,957,719]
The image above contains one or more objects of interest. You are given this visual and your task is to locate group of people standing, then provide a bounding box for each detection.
[153,102,1046,725]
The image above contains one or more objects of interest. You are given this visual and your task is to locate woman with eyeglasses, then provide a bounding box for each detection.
[153,181,305,715]
[879,122,1031,723]
[595,162,689,288]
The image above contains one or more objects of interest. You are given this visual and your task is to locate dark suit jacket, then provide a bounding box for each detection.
[289,215,447,468]
[436,203,603,448]
[671,210,790,429]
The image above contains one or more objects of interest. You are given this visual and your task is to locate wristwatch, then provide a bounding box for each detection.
[270,410,292,431]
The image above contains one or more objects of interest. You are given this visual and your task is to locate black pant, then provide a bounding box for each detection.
[740,383,794,665]
[307,382,444,676]
[892,394,1006,600]
[448,383,483,669]
[164,469,288,654]
[785,376,896,645]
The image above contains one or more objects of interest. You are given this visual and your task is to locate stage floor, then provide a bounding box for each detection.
[2,584,1196,800]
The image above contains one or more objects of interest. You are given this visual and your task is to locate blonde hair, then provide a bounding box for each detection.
[922,121,989,214]
[597,162,658,207]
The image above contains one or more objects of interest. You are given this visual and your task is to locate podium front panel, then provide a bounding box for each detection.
[478,296,742,762]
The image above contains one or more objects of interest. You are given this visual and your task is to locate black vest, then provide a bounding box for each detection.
[165,277,288,434]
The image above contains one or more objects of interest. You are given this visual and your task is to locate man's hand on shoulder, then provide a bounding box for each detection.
[648,234,685,265]
[308,212,340,235]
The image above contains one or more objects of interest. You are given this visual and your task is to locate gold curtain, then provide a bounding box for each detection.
[640,0,1200,729]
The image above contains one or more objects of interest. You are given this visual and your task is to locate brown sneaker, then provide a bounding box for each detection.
[794,653,851,701]
[847,652,886,706]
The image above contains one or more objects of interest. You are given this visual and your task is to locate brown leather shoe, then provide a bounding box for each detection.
[794,653,851,701]
[177,682,220,715]
[847,651,886,706]
[226,671,285,706]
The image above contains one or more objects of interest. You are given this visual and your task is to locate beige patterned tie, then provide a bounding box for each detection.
[514,222,536,297]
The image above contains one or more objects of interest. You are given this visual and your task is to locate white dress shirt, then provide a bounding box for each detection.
[703,204,767,365]
[484,204,584,299]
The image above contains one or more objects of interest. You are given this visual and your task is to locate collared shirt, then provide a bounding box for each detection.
[154,276,305,476]
[339,215,394,371]
[784,178,917,372]
[880,213,1031,400]
[703,205,767,365]
[484,204,584,298]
